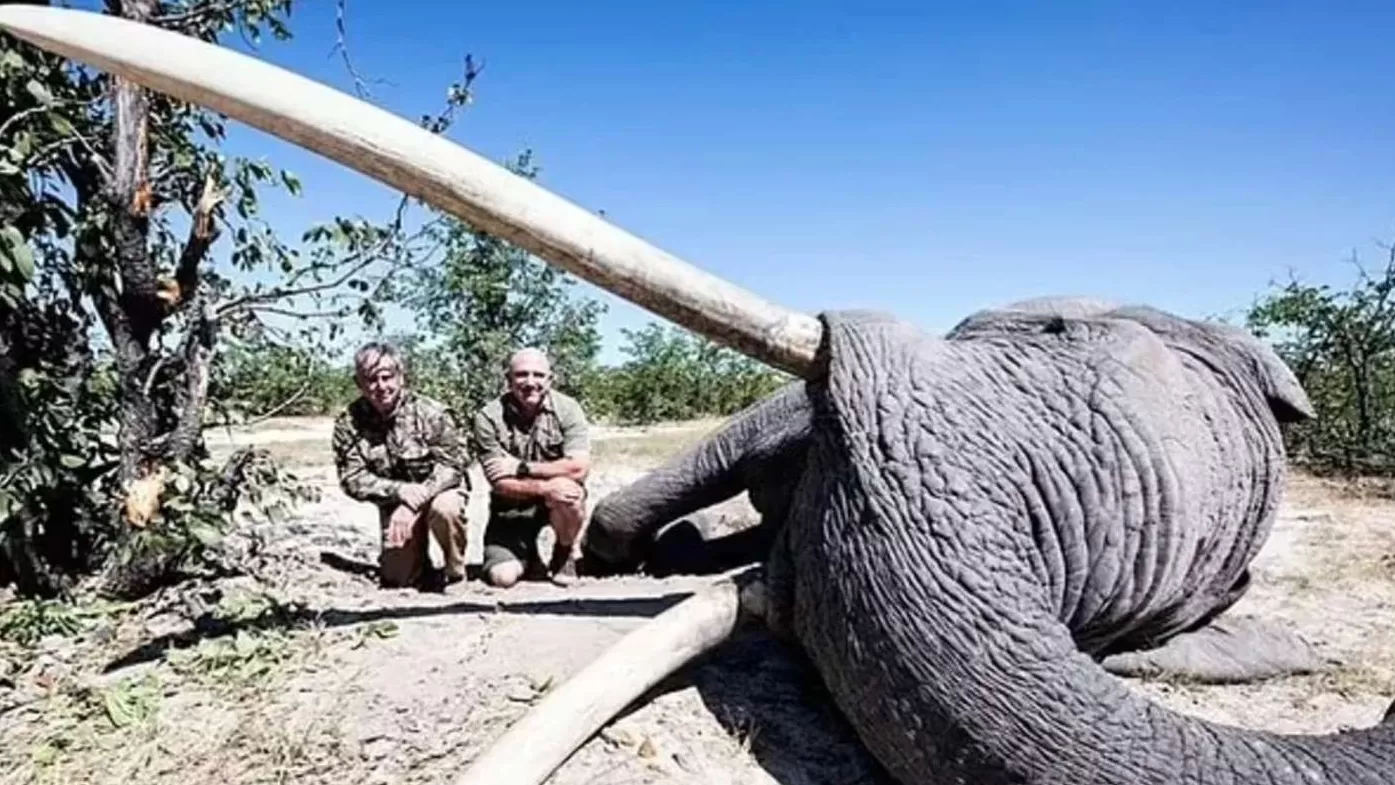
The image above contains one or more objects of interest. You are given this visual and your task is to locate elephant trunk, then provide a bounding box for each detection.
[835,598,1395,784]
[813,545,1395,784]
[583,381,812,573]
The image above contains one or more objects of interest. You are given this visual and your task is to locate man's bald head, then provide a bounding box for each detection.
[508,347,551,374]
[506,347,553,412]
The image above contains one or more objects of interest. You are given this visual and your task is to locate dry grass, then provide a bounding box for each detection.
[589,419,725,466]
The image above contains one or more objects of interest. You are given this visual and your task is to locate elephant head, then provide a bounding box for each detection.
[5,8,1388,785]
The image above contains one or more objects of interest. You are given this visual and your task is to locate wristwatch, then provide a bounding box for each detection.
[516,461,531,478]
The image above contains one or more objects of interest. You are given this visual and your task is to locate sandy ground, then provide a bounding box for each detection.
[1,415,1393,784]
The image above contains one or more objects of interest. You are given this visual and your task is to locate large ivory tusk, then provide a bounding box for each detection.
[455,570,764,785]
[0,6,823,377]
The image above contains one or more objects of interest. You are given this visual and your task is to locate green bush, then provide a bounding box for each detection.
[587,323,791,424]
[1247,247,1395,476]
[209,342,357,420]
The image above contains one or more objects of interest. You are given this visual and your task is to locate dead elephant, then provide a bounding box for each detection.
[3,8,1390,784]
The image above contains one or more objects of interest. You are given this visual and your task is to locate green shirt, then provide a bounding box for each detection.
[471,390,590,507]
[332,391,469,507]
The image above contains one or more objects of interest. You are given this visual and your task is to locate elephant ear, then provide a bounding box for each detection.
[1106,305,1316,424]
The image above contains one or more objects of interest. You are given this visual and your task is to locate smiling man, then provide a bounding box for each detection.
[470,347,592,588]
[332,341,470,591]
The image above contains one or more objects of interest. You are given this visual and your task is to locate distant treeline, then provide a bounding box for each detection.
[211,322,790,427]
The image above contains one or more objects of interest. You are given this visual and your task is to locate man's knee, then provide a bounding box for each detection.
[428,490,465,521]
[487,560,524,588]
[544,479,586,513]
[379,548,419,588]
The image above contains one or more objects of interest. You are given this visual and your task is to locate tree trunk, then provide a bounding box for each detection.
[92,0,161,487]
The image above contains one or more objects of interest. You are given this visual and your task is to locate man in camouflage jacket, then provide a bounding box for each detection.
[333,341,470,589]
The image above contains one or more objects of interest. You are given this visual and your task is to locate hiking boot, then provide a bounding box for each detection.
[522,556,550,582]
[548,544,578,587]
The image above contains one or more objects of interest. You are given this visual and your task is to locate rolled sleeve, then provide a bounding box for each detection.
[471,408,519,483]
[557,397,591,457]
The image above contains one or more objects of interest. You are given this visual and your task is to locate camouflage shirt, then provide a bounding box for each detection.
[332,391,470,507]
[470,390,590,509]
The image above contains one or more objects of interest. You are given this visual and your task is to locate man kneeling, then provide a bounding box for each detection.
[471,348,590,587]
[332,341,469,590]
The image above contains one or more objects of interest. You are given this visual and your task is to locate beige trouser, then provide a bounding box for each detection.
[378,490,468,587]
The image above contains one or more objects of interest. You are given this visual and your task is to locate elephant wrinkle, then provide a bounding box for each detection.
[583,298,1395,785]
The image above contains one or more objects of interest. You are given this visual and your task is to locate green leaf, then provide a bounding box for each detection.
[0,226,34,281]
[24,79,53,106]
[48,114,74,137]
[280,170,302,196]
[11,130,33,159]
[103,689,136,728]
[186,523,222,548]
[58,454,85,469]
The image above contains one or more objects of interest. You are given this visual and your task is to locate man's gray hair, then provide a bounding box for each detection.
[354,340,402,377]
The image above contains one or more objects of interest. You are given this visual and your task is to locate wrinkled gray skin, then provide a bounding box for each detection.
[582,298,1395,785]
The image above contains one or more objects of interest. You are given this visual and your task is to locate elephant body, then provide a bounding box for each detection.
[584,300,1395,784]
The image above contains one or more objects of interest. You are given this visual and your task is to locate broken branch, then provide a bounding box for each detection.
[173,170,225,306]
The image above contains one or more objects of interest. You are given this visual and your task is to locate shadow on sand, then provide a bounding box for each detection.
[668,630,894,784]
[101,552,694,674]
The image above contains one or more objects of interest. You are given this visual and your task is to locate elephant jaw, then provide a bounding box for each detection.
[0,4,823,379]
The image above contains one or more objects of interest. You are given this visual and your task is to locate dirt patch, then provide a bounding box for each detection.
[3,418,1394,784]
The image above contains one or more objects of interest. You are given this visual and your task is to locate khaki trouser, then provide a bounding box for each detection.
[378,490,468,587]
[481,479,587,574]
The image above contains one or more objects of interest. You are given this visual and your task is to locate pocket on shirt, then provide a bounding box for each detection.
[364,443,394,473]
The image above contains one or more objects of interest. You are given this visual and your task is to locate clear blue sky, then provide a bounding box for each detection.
[166,1,1395,362]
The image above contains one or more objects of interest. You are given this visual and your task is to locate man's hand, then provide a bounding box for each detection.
[398,483,432,511]
[542,477,584,506]
[385,504,417,548]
